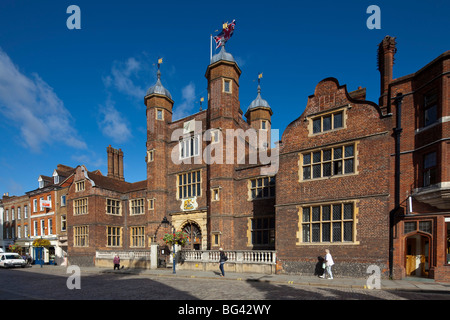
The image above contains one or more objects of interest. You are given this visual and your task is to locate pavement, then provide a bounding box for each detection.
[72,265,450,294]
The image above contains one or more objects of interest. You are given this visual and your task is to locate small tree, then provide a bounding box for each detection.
[32,238,51,248]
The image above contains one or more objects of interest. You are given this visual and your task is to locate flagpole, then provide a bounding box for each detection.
[210,34,213,61]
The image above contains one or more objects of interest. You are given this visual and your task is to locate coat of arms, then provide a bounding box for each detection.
[181,197,198,211]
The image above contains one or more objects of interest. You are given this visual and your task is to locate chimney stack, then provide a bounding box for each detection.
[377,36,397,109]
[107,145,124,181]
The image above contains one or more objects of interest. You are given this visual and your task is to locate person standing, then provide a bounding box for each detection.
[219,248,227,277]
[320,249,334,279]
[113,254,120,270]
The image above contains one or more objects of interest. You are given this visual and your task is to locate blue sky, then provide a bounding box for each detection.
[0,0,448,197]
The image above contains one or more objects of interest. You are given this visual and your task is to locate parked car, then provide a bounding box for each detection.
[0,253,27,268]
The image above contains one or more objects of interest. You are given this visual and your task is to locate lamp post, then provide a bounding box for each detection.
[161,217,176,274]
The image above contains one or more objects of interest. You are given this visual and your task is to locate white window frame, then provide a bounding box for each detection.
[48,218,53,235]
[40,220,45,236]
[179,135,201,160]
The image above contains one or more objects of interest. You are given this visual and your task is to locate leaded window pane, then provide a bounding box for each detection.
[323,149,331,161]
[344,159,354,174]
[303,154,311,165]
[419,221,432,234]
[323,116,332,131]
[303,166,311,180]
[333,222,341,242]
[302,224,310,242]
[312,207,320,221]
[322,205,331,221]
[344,222,353,241]
[322,223,330,242]
[345,145,354,157]
[313,119,321,133]
[313,164,321,178]
[344,204,353,219]
[334,112,343,128]
[312,224,320,242]
[323,162,332,177]
[303,208,310,222]
[404,222,416,234]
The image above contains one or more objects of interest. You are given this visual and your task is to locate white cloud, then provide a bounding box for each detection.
[103,57,146,99]
[173,82,197,120]
[98,56,151,143]
[98,98,132,143]
[0,48,87,152]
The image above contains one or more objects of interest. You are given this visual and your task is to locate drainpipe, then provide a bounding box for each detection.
[389,93,403,279]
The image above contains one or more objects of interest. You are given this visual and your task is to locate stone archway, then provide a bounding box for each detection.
[181,220,202,250]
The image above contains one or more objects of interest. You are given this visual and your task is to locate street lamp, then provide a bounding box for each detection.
[161,217,176,274]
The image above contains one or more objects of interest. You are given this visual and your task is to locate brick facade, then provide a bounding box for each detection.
[276,77,392,277]
[386,47,450,282]
[4,36,447,281]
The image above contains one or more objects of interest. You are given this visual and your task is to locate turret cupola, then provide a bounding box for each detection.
[144,59,174,124]
[145,60,173,102]
[245,75,272,130]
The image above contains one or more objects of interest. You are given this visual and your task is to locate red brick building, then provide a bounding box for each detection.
[1,193,29,252]
[25,164,75,264]
[66,153,147,266]
[144,49,276,252]
[276,36,449,281]
[62,36,449,281]
[276,77,392,277]
[380,38,450,282]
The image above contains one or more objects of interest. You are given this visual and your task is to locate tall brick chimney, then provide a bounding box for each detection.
[378,36,397,109]
[107,145,124,181]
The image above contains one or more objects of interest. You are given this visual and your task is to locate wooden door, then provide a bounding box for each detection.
[406,238,416,276]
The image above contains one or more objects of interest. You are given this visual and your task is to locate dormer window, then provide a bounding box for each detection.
[75,180,85,192]
[38,176,44,189]
[54,174,60,184]
[312,110,344,134]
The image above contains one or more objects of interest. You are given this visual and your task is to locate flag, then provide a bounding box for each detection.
[258,73,263,79]
[158,58,163,65]
[213,32,224,49]
[213,19,236,49]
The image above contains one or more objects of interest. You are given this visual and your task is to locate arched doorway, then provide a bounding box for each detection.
[182,221,202,250]
[405,233,431,277]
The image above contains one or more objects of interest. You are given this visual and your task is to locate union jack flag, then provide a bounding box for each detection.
[213,20,236,49]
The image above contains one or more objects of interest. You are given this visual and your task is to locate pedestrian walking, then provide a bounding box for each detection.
[219,248,228,277]
[320,249,334,279]
[113,254,121,270]
[26,253,32,266]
